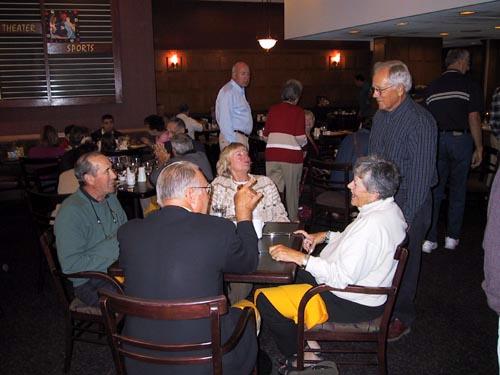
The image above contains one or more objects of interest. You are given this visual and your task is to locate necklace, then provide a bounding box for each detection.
[88,198,118,240]
[232,175,249,185]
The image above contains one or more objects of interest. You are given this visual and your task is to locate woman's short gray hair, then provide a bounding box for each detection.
[373,60,412,93]
[156,161,199,206]
[353,155,400,199]
[281,79,303,102]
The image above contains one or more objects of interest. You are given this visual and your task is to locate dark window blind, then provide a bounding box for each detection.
[0,0,121,107]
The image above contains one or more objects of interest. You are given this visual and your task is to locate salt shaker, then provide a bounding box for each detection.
[137,166,147,182]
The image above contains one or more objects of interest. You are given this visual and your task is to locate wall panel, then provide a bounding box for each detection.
[373,37,442,86]
[156,48,372,115]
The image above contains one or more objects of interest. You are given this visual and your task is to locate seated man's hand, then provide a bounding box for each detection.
[269,244,307,266]
[234,178,263,222]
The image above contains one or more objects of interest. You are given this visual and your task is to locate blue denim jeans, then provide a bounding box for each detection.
[427,132,473,242]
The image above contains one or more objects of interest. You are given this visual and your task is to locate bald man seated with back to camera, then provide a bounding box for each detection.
[117,161,262,375]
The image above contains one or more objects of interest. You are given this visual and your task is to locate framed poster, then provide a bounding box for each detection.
[46,9,79,42]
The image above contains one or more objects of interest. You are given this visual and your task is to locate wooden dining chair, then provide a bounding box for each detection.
[309,158,353,230]
[20,157,61,193]
[39,231,124,373]
[26,189,70,291]
[99,290,255,375]
[296,246,408,375]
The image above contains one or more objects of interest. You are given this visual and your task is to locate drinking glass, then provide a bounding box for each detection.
[212,204,226,218]
[144,160,153,176]
[129,160,138,175]
[119,155,130,169]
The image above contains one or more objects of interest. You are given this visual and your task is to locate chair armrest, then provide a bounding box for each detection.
[222,307,254,354]
[58,270,124,294]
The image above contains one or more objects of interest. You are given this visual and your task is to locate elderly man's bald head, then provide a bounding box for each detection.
[231,61,250,88]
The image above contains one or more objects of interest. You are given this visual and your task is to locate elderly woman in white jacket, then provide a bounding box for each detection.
[256,156,407,368]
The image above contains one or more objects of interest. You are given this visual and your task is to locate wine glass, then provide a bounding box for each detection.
[119,155,129,169]
[144,160,153,176]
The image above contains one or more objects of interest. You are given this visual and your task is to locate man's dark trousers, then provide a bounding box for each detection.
[427,132,473,242]
[394,193,432,325]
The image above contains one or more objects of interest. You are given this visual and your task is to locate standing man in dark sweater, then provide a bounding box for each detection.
[369,60,437,340]
[422,49,483,253]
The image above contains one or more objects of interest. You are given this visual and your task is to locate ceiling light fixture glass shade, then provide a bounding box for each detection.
[257,0,277,51]
[258,37,277,50]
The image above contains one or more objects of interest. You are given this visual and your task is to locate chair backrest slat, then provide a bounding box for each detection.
[116,333,212,352]
[106,292,228,320]
[20,157,61,192]
[118,349,212,365]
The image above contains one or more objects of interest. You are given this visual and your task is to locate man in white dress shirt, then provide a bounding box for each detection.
[215,61,253,150]
[176,104,203,139]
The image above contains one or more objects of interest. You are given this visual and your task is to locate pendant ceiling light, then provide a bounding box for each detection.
[257,0,277,51]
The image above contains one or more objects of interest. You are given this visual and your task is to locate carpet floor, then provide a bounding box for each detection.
[0,197,497,374]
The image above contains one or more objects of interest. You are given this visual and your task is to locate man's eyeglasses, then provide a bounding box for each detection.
[191,185,212,194]
[372,85,394,95]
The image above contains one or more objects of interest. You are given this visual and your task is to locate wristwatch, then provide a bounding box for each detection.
[302,254,310,268]
[324,231,332,244]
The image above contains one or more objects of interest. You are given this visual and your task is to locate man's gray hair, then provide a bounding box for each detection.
[168,116,186,131]
[156,161,199,206]
[74,151,102,185]
[373,60,412,93]
[281,79,303,102]
[171,133,194,155]
[353,155,400,199]
[445,49,469,68]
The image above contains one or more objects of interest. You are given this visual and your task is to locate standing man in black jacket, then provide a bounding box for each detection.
[422,49,483,254]
[118,161,262,375]
[369,60,437,341]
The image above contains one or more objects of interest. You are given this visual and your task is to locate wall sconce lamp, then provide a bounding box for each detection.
[329,51,341,70]
[167,53,182,72]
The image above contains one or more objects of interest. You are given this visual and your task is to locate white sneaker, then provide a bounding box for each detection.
[422,240,438,253]
[444,237,459,250]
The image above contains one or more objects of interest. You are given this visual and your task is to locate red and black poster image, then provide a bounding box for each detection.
[45,9,79,42]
